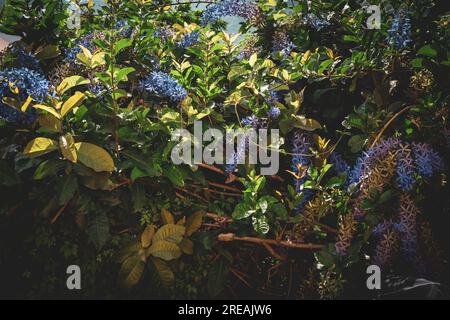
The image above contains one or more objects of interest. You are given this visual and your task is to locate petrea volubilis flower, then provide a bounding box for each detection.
[291,131,315,212]
[329,152,351,176]
[176,31,200,49]
[0,68,49,124]
[66,33,97,61]
[268,106,281,119]
[303,13,331,30]
[396,143,415,191]
[272,31,295,56]
[225,133,247,174]
[139,71,187,102]
[154,28,175,43]
[387,10,412,50]
[10,45,41,72]
[200,0,262,26]
[116,19,133,38]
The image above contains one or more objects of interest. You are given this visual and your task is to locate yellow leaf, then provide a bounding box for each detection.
[153,224,185,244]
[75,142,115,172]
[21,96,33,113]
[57,76,90,95]
[147,240,182,261]
[91,52,106,68]
[61,91,86,117]
[185,211,203,236]
[301,50,311,64]
[23,137,58,158]
[161,208,174,224]
[249,53,258,68]
[33,104,62,119]
[59,133,77,163]
[141,225,156,249]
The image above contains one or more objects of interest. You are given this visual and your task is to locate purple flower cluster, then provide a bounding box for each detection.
[0,68,49,124]
[176,31,200,49]
[10,46,41,72]
[225,134,247,174]
[241,115,264,129]
[236,36,260,61]
[271,32,295,56]
[387,10,412,50]
[291,131,315,212]
[200,0,262,26]
[139,71,187,102]
[329,152,351,176]
[348,138,400,186]
[66,33,97,61]
[268,106,281,119]
[412,142,444,179]
[154,28,175,42]
[116,19,133,38]
[396,143,415,191]
[302,13,331,30]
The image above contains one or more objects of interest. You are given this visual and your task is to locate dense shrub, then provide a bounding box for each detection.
[0,0,449,299]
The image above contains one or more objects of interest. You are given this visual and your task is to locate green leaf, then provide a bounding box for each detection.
[116,67,135,83]
[292,115,322,131]
[88,211,110,249]
[162,165,184,187]
[131,183,146,211]
[57,175,78,205]
[23,137,59,158]
[75,142,115,172]
[207,257,230,297]
[0,160,20,186]
[252,215,270,235]
[232,202,255,220]
[33,159,65,180]
[417,45,437,58]
[113,38,133,55]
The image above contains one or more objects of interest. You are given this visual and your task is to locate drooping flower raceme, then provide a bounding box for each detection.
[139,71,187,102]
[176,31,200,49]
[302,13,331,30]
[200,0,262,26]
[396,142,415,192]
[291,131,315,212]
[272,31,295,56]
[0,67,49,124]
[386,10,412,50]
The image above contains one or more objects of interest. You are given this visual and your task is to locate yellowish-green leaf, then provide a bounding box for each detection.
[249,53,258,68]
[141,225,156,249]
[57,76,90,95]
[91,52,106,68]
[185,211,203,236]
[59,133,77,163]
[2,97,21,110]
[119,254,146,288]
[61,91,86,117]
[179,238,194,255]
[293,115,322,131]
[147,240,182,261]
[38,115,62,133]
[23,137,58,158]
[150,258,175,288]
[161,208,174,225]
[35,45,60,60]
[75,142,115,172]
[33,104,62,119]
[153,224,185,244]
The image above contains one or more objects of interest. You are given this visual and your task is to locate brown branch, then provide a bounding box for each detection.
[208,181,242,193]
[50,201,70,225]
[262,243,287,261]
[371,105,412,148]
[197,163,225,175]
[218,233,324,250]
